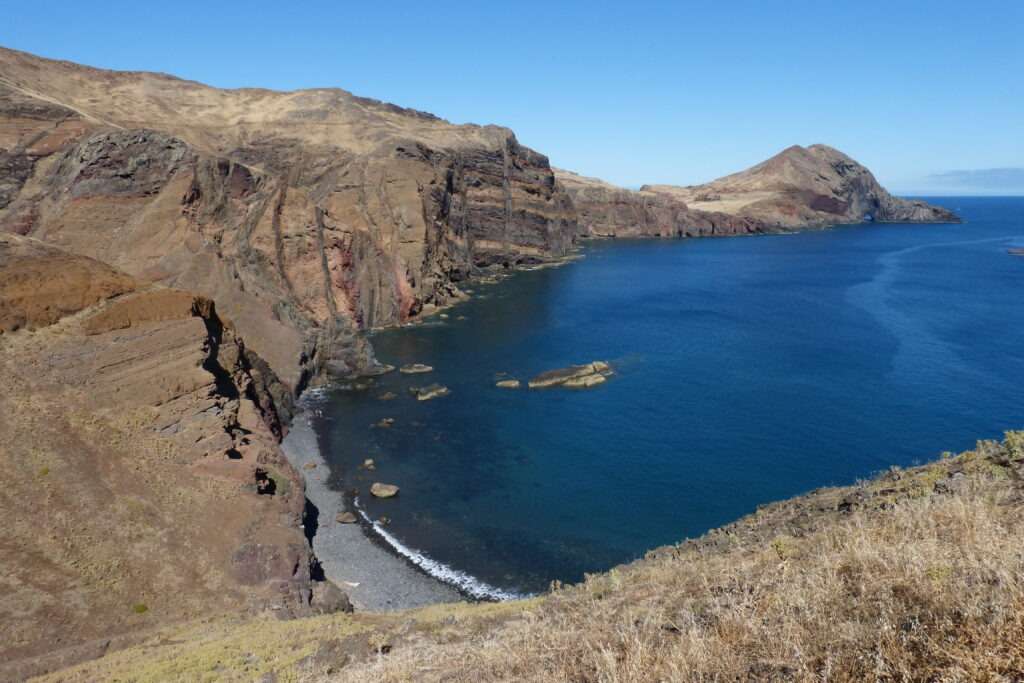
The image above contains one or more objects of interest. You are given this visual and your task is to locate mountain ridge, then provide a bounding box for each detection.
[558,143,958,238]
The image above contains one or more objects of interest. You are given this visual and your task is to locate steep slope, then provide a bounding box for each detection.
[36,432,1024,681]
[0,235,345,680]
[559,145,958,237]
[556,169,766,238]
[0,47,577,389]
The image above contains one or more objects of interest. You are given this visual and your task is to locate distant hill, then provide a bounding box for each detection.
[558,144,958,238]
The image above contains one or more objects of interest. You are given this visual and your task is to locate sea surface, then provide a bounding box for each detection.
[310,197,1024,598]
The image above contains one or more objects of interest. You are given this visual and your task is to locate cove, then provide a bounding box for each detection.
[310,197,1024,597]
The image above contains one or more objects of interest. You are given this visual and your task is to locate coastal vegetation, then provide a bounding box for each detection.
[36,433,1024,681]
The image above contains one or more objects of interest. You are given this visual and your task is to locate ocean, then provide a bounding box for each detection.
[310,197,1024,598]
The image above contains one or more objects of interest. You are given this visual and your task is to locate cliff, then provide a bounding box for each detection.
[0,46,577,390]
[559,144,958,238]
[0,235,345,679]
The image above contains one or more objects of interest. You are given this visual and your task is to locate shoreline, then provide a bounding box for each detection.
[282,409,463,611]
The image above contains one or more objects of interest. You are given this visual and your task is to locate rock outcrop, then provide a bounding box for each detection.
[556,169,767,238]
[0,46,577,392]
[558,145,958,237]
[528,361,614,388]
[0,237,341,676]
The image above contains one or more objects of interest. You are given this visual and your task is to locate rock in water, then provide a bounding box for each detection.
[528,361,614,389]
[563,373,606,388]
[399,363,434,375]
[410,384,450,400]
[370,483,399,498]
[495,379,521,389]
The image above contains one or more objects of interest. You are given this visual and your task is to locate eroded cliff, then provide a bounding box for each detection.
[0,235,342,679]
[0,47,577,390]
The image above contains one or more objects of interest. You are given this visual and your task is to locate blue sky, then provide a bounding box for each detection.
[3,1,1021,193]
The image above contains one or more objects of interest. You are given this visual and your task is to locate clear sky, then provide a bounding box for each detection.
[3,1,1022,194]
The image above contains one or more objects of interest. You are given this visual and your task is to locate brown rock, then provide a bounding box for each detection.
[528,362,613,389]
[410,384,450,401]
[399,363,434,375]
[335,511,358,524]
[370,483,399,498]
[310,581,353,614]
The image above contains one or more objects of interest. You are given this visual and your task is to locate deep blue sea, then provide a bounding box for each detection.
[311,197,1024,598]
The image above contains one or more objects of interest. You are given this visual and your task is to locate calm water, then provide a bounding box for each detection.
[311,197,1024,598]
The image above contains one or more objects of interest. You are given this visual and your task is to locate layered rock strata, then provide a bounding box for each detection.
[0,46,578,391]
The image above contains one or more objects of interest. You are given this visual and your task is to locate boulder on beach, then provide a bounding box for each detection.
[400,363,433,374]
[303,462,317,470]
[370,482,400,498]
[528,361,614,389]
[336,511,358,524]
[410,383,450,401]
[496,379,521,389]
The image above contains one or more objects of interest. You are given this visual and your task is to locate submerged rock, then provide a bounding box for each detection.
[377,392,397,401]
[374,417,395,428]
[363,363,396,376]
[399,363,434,375]
[495,379,521,389]
[410,384,450,401]
[370,483,399,498]
[528,361,614,389]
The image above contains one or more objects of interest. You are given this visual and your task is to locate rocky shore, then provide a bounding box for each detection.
[282,412,461,611]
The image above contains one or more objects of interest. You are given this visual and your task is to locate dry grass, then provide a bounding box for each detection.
[319,435,1024,682]
[35,434,1024,682]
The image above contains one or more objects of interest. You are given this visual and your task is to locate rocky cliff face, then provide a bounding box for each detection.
[0,235,339,677]
[559,144,958,238]
[555,169,767,238]
[0,47,577,390]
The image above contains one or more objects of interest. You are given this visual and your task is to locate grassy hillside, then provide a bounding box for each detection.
[40,432,1024,682]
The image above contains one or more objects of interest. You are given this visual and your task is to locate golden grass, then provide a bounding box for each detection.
[36,434,1024,682]
[319,435,1024,682]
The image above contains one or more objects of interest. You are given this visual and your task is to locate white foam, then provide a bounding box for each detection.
[353,497,528,602]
